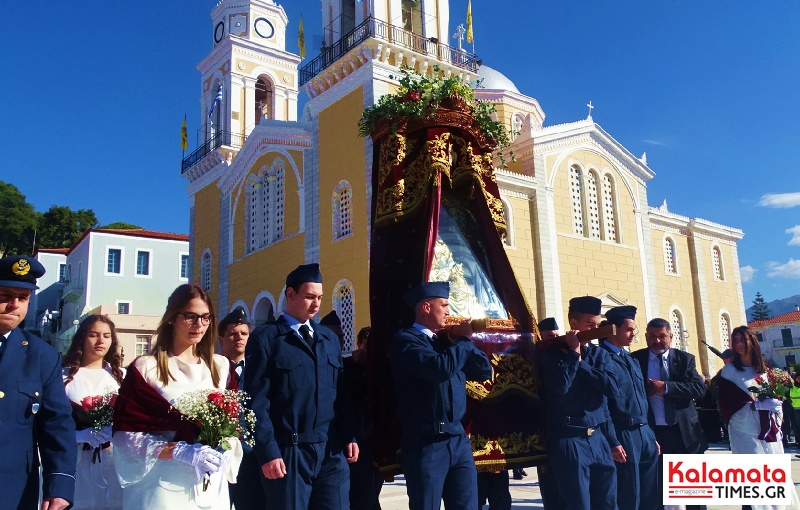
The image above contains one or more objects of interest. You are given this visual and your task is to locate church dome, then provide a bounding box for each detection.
[473,65,520,93]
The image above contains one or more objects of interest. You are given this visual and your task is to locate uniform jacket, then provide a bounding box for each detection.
[0,328,76,509]
[389,327,492,437]
[541,343,619,432]
[631,347,708,454]
[244,316,353,465]
[599,342,650,448]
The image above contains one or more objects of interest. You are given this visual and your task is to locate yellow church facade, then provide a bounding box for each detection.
[183,0,745,375]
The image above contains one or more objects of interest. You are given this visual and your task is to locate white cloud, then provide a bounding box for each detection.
[642,139,668,147]
[787,225,800,246]
[758,192,800,208]
[739,265,755,282]
[766,259,800,279]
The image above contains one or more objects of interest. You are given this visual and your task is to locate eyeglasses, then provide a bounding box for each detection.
[177,312,214,325]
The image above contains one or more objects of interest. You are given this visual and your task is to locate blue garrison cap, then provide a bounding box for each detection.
[320,310,341,326]
[286,263,322,287]
[403,282,450,308]
[568,296,602,316]
[538,317,559,332]
[0,255,45,290]
[218,306,248,334]
[605,305,637,326]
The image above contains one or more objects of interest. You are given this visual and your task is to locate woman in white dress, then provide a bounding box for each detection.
[112,284,239,510]
[718,325,800,510]
[63,314,125,510]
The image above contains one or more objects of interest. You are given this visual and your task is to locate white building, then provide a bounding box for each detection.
[750,309,800,370]
[36,228,190,360]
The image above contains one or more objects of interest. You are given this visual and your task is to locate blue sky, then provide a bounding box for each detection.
[3,1,798,303]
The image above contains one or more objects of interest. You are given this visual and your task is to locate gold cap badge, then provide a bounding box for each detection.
[11,259,30,276]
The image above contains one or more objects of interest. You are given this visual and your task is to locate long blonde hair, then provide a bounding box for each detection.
[152,284,220,387]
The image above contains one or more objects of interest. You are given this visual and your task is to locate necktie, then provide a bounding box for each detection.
[660,353,676,425]
[235,360,244,384]
[299,324,315,349]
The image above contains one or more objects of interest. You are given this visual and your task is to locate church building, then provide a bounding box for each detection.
[182,0,745,375]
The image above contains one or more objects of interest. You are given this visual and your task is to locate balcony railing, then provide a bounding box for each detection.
[181,131,247,174]
[773,338,800,349]
[299,17,478,86]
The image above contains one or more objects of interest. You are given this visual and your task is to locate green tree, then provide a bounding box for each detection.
[0,181,38,256]
[101,222,142,229]
[36,205,98,249]
[751,292,771,321]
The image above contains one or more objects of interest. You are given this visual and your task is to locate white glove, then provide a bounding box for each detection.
[754,398,783,413]
[76,428,106,448]
[96,425,113,444]
[172,442,224,483]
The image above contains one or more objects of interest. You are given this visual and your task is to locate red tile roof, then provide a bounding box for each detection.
[61,228,189,255]
[36,248,69,254]
[749,310,800,328]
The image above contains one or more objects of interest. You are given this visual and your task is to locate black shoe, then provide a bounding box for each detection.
[512,468,524,480]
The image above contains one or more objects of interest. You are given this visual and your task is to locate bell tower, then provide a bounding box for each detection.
[196,0,301,149]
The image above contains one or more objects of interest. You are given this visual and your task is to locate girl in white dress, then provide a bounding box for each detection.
[112,284,240,510]
[718,325,800,510]
[63,314,125,510]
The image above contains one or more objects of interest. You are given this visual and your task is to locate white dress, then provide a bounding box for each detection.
[113,354,236,510]
[720,364,800,510]
[63,365,124,510]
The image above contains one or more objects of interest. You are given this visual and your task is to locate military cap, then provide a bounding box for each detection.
[218,306,248,335]
[0,255,45,290]
[568,296,602,316]
[319,310,341,326]
[605,305,637,326]
[538,317,559,332]
[403,281,450,308]
[286,263,322,287]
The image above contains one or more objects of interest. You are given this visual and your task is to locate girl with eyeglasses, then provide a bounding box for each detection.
[112,284,239,509]
[63,315,125,509]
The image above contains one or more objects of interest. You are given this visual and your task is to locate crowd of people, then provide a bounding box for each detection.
[0,253,797,510]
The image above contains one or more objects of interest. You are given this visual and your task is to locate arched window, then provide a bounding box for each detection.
[246,159,285,252]
[208,81,224,140]
[255,76,274,123]
[601,173,618,242]
[670,309,686,351]
[586,170,601,239]
[333,279,356,351]
[720,313,731,350]
[401,0,423,34]
[252,294,275,326]
[664,236,678,274]
[333,181,353,240]
[569,165,585,236]
[201,250,212,292]
[712,245,725,281]
[500,196,514,247]
[246,175,262,253]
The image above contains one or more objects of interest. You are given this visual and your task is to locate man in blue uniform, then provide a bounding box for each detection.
[541,296,619,510]
[0,255,76,510]
[244,263,358,509]
[389,281,492,510]
[599,306,659,510]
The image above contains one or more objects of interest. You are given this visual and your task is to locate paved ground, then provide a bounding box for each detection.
[376,443,800,509]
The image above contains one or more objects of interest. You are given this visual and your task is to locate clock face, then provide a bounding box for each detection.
[214,21,225,44]
[254,17,275,39]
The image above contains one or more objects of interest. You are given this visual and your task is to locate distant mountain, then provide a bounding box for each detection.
[746,294,800,322]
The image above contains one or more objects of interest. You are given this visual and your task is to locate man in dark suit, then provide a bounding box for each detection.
[632,317,707,510]
[389,281,493,510]
[244,263,358,509]
[0,255,76,510]
[218,306,268,509]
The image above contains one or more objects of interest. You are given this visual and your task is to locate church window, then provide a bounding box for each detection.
[246,159,285,253]
[586,170,601,239]
[569,165,585,236]
[201,250,212,292]
[333,181,353,240]
[601,174,618,242]
[719,313,731,350]
[670,309,685,351]
[401,0,423,35]
[712,245,725,281]
[246,175,261,253]
[500,196,514,247]
[333,279,356,351]
[255,76,274,123]
[664,237,678,274]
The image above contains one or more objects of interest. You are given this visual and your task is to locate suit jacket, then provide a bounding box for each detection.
[631,347,708,454]
[0,328,76,509]
[244,316,355,465]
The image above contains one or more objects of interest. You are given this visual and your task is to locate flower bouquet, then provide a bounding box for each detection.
[172,389,255,490]
[73,392,116,463]
[747,368,792,401]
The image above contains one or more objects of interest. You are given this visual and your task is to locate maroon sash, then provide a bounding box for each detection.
[112,360,200,443]
[716,375,779,442]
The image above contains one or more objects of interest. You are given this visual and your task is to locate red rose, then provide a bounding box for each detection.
[207,392,224,407]
[81,396,94,411]
[223,400,240,420]
[755,375,765,384]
